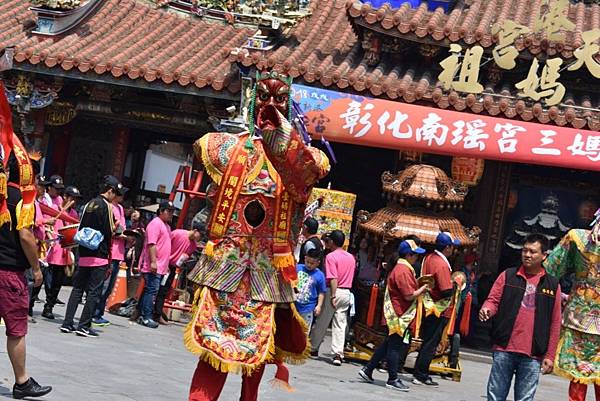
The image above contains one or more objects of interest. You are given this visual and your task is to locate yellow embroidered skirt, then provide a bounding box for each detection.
[554,327,600,385]
[184,274,309,375]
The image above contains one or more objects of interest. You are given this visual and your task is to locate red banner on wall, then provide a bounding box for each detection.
[292,84,600,171]
[112,127,129,180]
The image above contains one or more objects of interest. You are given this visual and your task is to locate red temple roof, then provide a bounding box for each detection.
[0,0,253,92]
[346,0,600,59]
[0,0,597,130]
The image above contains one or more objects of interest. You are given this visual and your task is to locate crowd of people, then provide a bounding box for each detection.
[0,164,598,401]
[293,217,597,401]
[0,151,207,398]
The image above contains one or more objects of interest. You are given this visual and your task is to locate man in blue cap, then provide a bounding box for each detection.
[412,232,460,386]
[358,238,429,392]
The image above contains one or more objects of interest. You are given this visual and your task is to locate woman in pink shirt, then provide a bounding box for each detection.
[29,174,52,315]
[42,178,82,321]
[153,225,200,324]
[92,189,128,327]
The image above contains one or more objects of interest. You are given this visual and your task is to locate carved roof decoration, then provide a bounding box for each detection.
[381,165,468,204]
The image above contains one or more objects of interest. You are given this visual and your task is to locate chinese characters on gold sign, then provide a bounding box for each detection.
[437,0,599,106]
[438,44,484,93]
[515,58,565,106]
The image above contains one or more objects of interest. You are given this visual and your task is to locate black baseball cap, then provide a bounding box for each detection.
[116,183,129,196]
[158,200,176,212]
[64,186,82,198]
[36,174,50,186]
[103,175,120,189]
[103,175,128,196]
[48,175,64,189]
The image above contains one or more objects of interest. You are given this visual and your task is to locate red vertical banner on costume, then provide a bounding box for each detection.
[112,127,129,180]
[292,84,600,172]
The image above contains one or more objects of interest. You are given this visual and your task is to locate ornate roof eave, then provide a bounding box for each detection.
[11,62,239,101]
[2,0,252,96]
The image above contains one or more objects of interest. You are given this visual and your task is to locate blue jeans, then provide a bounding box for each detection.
[94,260,121,319]
[366,333,409,383]
[299,311,314,334]
[140,272,162,320]
[487,351,541,401]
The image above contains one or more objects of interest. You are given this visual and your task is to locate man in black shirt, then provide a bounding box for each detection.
[0,154,52,399]
[61,175,119,338]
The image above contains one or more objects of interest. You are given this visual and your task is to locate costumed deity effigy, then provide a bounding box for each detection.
[184,71,330,401]
[544,219,600,401]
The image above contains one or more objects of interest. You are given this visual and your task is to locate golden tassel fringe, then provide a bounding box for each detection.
[183,288,277,376]
[273,304,311,364]
[268,378,295,393]
[204,241,215,258]
[0,211,11,228]
[16,203,34,230]
[273,253,295,269]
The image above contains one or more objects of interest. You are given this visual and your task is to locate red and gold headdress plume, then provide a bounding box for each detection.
[0,79,35,229]
[28,151,42,162]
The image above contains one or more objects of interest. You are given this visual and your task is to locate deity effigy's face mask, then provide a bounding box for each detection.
[255,78,289,116]
[255,78,290,131]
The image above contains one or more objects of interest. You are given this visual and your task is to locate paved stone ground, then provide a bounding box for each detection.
[0,295,588,401]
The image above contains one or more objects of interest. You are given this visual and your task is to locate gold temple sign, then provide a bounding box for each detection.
[533,0,575,42]
[568,28,600,79]
[437,0,598,106]
[491,21,530,70]
[515,58,565,106]
[438,44,484,94]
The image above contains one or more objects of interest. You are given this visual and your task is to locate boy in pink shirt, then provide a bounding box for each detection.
[153,225,201,324]
[92,188,128,327]
[138,201,174,328]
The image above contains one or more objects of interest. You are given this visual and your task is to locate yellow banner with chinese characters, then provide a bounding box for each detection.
[307,188,356,250]
[205,136,249,255]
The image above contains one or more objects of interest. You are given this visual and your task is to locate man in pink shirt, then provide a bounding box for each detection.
[153,224,200,324]
[92,186,128,326]
[480,233,562,401]
[322,230,356,366]
[138,200,174,329]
